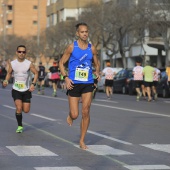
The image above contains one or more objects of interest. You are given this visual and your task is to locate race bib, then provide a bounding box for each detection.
[75,68,89,81]
[14,81,26,90]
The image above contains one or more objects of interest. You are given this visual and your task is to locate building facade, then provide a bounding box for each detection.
[0,0,47,37]
[46,0,98,27]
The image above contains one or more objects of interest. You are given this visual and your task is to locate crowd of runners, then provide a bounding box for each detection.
[1,22,170,150]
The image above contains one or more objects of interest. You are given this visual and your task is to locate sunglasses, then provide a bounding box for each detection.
[17,51,26,54]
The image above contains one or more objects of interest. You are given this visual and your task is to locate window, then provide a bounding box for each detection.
[47,16,50,27]
[7,20,12,27]
[33,5,38,10]
[7,5,12,11]
[33,21,37,25]
[66,17,76,21]
[52,13,57,25]
[47,0,50,6]
[51,0,57,3]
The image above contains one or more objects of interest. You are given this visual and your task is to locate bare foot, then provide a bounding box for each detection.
[67,115,73,126]
[80,142,88,150]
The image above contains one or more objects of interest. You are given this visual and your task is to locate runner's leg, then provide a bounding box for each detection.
[80,92,92,149]
[67,96,80,126]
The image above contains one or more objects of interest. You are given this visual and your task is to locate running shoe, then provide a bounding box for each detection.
[136,95,140,101]
[154,93,158,100]
[52,92,57,97]
[38,91,41,95]
[16,126,23,133]
[41,91,44,95]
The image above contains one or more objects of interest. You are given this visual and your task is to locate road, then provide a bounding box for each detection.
[1,85,170,170]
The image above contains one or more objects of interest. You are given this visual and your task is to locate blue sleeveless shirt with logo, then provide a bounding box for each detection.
[68,41,94,84]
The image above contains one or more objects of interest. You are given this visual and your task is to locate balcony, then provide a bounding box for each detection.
[146,37,165,51]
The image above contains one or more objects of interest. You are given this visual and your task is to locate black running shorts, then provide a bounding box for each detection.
[134,80,144,88]
[144,81,153,87]
[105,79,113,87]
[67,83,94,97]
[12,89,32,103]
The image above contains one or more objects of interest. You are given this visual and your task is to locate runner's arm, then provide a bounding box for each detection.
[59,44,73,77]
[92,45,100,79]
[30,63,38,84]
[59,44,74,90]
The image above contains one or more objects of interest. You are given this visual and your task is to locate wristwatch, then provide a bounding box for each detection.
[31,82,36,86]
[63,75,68,80]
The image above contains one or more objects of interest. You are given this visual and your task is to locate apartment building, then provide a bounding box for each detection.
[0,0,47,37]
[46,0,99,27]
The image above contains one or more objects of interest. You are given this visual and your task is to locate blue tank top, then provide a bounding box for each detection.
[68,41,94,84]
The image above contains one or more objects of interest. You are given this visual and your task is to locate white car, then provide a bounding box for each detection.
[97,67,123,92]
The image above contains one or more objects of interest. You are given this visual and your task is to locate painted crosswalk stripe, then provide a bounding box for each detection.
[124,165,170,170]
[74,145,133,155]
[6,146,58,156]
[141,144,170,154]
[34,167,83,170]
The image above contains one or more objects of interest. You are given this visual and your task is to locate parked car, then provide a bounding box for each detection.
[113,69,134,94]
[97,67,123,92]
[127,77,136,95]
[156,71,170,98]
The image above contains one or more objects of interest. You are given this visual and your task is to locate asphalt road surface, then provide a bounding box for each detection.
[1,85,170,170]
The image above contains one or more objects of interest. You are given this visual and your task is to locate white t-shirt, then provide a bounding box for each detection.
[11,59,31,92]
[153,68,160,81]
[133,66,143,80]
[102,67,116,80]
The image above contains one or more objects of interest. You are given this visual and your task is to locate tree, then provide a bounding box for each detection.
[45,21,76,61]
[79,1,149,68]
[146,0,170,66]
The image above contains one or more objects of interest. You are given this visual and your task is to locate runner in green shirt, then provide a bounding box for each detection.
[143,61,155,102]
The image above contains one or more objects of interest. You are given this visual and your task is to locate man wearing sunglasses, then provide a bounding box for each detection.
[3,45,38,133]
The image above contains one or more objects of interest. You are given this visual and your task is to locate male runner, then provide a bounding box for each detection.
[49,61,60,97]
[3,45,38,133]
[102,62,116,99]
[152,63,160,100]
[59,22,100,149]
[133,59,145,101]
[37,62,46,95]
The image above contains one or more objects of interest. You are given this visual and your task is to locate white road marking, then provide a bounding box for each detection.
[2,104,131,145]
[34,167,83,170]
[164,101,170,103]
[93,99,118,103]
[124,165,170,170]
[3,105,56,121]
[30,113,56,121]
[141,144,170,154]
[6,146,58,156]
[87,130,132,145]
[92,103,170,118]
[74,145,133,156]
[3,105,15,110]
